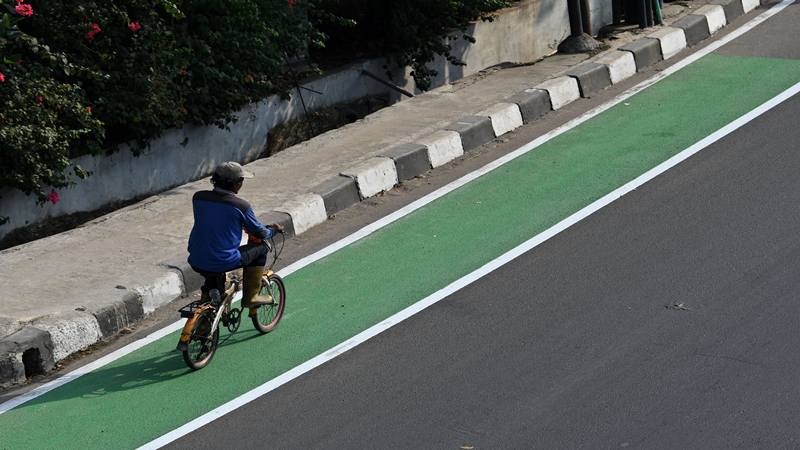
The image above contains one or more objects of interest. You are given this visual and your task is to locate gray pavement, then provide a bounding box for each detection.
[169,79,800,450]
[0,0,763,386]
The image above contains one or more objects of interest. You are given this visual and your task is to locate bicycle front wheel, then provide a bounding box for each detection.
[252,274,286,334]
[182,310,220,370]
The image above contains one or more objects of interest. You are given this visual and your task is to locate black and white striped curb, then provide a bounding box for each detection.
[0,0,760,387]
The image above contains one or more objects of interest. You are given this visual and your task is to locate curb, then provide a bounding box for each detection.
[0,0,757,387]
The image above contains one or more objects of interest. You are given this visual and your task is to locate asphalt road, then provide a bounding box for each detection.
[171,4,800,449]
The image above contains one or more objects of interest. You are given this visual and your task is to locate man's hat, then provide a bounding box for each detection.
[214,161,254,181]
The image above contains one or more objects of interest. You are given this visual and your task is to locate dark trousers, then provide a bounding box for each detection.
[192,243,268,295]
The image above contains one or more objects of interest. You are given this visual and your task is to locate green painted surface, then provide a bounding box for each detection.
[1,54,798,449]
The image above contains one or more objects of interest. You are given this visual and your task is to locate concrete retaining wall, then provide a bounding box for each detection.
[0,0,569,242]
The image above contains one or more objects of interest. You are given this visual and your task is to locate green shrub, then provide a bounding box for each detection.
[1,3,103,205]
[1,0,512,221]
[1,0,312,208]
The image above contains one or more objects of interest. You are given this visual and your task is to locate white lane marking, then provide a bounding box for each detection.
[142,81,800,450]
[138,4,799,449]
[0,0,792,423]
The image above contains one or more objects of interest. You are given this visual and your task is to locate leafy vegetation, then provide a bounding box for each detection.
[0,0,512,213]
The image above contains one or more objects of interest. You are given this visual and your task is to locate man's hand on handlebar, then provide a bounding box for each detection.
[269,223,285,234]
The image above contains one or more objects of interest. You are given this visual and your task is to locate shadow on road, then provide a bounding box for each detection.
[9,328,266,411]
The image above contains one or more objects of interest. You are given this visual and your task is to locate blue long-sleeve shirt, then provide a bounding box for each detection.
[187,188,273,272]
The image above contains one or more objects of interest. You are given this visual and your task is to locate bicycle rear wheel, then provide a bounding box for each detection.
[252,274,286,334]
[182,310,220,370]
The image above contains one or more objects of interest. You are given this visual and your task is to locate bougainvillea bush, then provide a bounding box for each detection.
[1,0,310,208]
[0,0,511,218]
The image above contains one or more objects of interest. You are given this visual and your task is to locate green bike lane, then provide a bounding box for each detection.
[1,53,799,449]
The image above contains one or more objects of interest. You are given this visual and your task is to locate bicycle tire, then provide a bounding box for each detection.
[182,310,220,370]
[252,274,286,334]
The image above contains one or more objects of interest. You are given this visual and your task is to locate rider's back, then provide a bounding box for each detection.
[188,189,262,272]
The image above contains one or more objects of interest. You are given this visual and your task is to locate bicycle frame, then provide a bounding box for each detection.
[178,231,286,367]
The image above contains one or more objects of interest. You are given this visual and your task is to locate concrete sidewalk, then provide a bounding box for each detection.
[0,0,759,387]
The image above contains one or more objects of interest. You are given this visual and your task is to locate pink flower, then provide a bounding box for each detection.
[287,0,297,6]
[85,105,93,114]
[86,23,102,41]
[48,190,60,205]
[128,21,142,32]
[0,72,5,83]
[35,95,43,104]
[179,67,188,77]
[15,3,34,16]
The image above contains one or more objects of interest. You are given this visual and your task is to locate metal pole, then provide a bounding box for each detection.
[567,0,584,37]
[360,70,415,98]
[580,0,592,35]
[638,0,647,28]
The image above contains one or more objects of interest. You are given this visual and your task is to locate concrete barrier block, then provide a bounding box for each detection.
[672,15,711,47]
[92,292,145,338]
[276,193,327,235]
[444,116,495,151]
[507,89,551,123]
[619,38,663,71]
[648,27,688,60]
[417,130,465,168]
[162,257,204,294]
[478,103,523,136]
[31,312,104,362]
[741,0,759,13]
[341,157,398,199]
[710,0,744,22]
[258,211,295,237]
[567,62,612,98]
[312,175,361,217]
[534,76,580,110]
[381,143,431,182]
[0,327,55,387]
[593,50,637,84]
[694,5,727,34]
[134,271,184,314]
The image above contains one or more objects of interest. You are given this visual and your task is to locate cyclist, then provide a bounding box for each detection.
[187,161,283,316]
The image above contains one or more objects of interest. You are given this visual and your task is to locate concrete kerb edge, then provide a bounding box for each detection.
[275,193,327,235]
[91,292,146,339]
[340,158,399,200]
[672,14,712,47]
[694,4,728,34]
[443,116,496,151]
[590,50,637,85]
[311,176,361,217]
[0,326,55,388]
[647,27,688,60]
[532,76,581,110]
[710,0,745,22]
[381,143,431,182]
[619,37,663,71]
[566,62,613,98]
[506,89,551,123]
[741,0,759,14]
[416,130,465,169]
[477,103,524,136]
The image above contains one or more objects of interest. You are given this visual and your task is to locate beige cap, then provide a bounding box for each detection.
[214,161,254,181]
